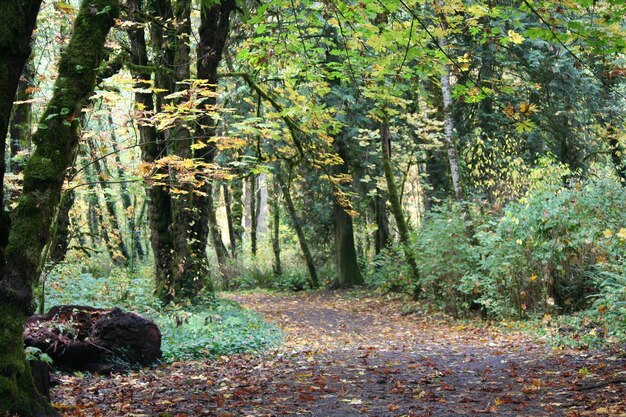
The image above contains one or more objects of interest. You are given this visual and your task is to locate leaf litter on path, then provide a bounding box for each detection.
[52,291,626,416]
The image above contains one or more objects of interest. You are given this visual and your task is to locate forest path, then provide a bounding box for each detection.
[52,291,625,416]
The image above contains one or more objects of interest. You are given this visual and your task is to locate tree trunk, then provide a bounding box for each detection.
[374,192,390,255]
[126,0,176,301]
[208,182,229,271]
[48,190,75,264]
[0,0,42,272]
[437,4,463,200]
[331,137,364,288]
[223,183,238,257]
[270,176,282,276]
[87,138,131,264]
[440,63,463,200]
[230,178,244,256]
[108,112,145,260]
[381,119,421,296]
[173,0,235,296]
[0,1,118,414]
[9,62,35,174]
[276,166,319,288]
[250,174,258,256]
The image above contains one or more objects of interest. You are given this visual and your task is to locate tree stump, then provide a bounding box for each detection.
[25,305,161,373]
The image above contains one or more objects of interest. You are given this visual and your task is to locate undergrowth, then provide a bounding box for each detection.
[42,259,282,362]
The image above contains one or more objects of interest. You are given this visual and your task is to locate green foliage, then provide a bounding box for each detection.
[473,172,626,318]
[366,159,626,340]
[365,247,413,294]
[158,298,282,362]
[415,203,482,318]
[44,262,282,362]
[24,347,53,365]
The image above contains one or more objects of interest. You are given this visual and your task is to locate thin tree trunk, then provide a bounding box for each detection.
[0,2,117,414]
[440,64,463,200]
[250,174,258,256]
[87,138,131,264]
[230,178,244,256]
[223,182,237,257]
[381,119,421,297]
[208,182,229,269]
[438,6,463,200]
[271,176,282,276]
[276,165,319,288]
[108,112,145,260]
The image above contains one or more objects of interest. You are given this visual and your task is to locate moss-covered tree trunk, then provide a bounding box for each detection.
[381,119,421,296]
[173,0,234,295]
[9,61,35,174]
[0,1,118,414]
[374,192,390,255]
[0,0,42,268]
[270,176,282,277]
[126,0,176,301]
[276,166,319,288]
[230,179,245,256]
[250,174,259,256]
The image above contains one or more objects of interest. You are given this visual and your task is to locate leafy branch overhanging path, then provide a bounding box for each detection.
[53,292,625,416]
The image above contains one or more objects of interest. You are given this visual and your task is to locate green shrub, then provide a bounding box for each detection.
[473,175,626,318]
[414,202,482,317]
[44,263,282,362]
[365,246,412,294]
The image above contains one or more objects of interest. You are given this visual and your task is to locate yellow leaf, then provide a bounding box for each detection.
[190,140,207,150]
[617,228,626,240]
[603,229,613,238]
[508,30,525,44]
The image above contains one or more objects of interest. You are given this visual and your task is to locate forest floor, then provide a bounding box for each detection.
[52,291,626,416]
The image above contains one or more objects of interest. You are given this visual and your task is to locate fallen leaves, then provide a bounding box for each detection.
[52,291,626,417]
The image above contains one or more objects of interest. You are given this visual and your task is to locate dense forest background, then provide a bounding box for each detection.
[1,0,626,415]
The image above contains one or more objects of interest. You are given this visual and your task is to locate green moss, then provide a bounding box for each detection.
[0,305,57,416]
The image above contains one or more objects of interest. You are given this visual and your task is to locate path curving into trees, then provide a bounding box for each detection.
[52,292,625,416]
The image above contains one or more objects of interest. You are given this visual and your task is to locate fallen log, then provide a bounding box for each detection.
[25,305,162,374]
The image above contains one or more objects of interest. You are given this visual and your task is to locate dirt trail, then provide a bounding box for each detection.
[52,291,625,416]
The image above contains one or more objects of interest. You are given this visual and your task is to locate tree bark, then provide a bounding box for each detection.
[331,137,364,288]
[374,192,390,255]
[276,166,319,288]
[126,0,176,301]
[9,61,35,174]
[223,182,238,257]
[0,1,118,414]
[87,138,131,264]
[437,4,463,200]
[270,176,282,276]
[48,190,75,264]
[0,0,42,271]
[250,174,259,256]
[108,112,145,260]
[381,119,421,296]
